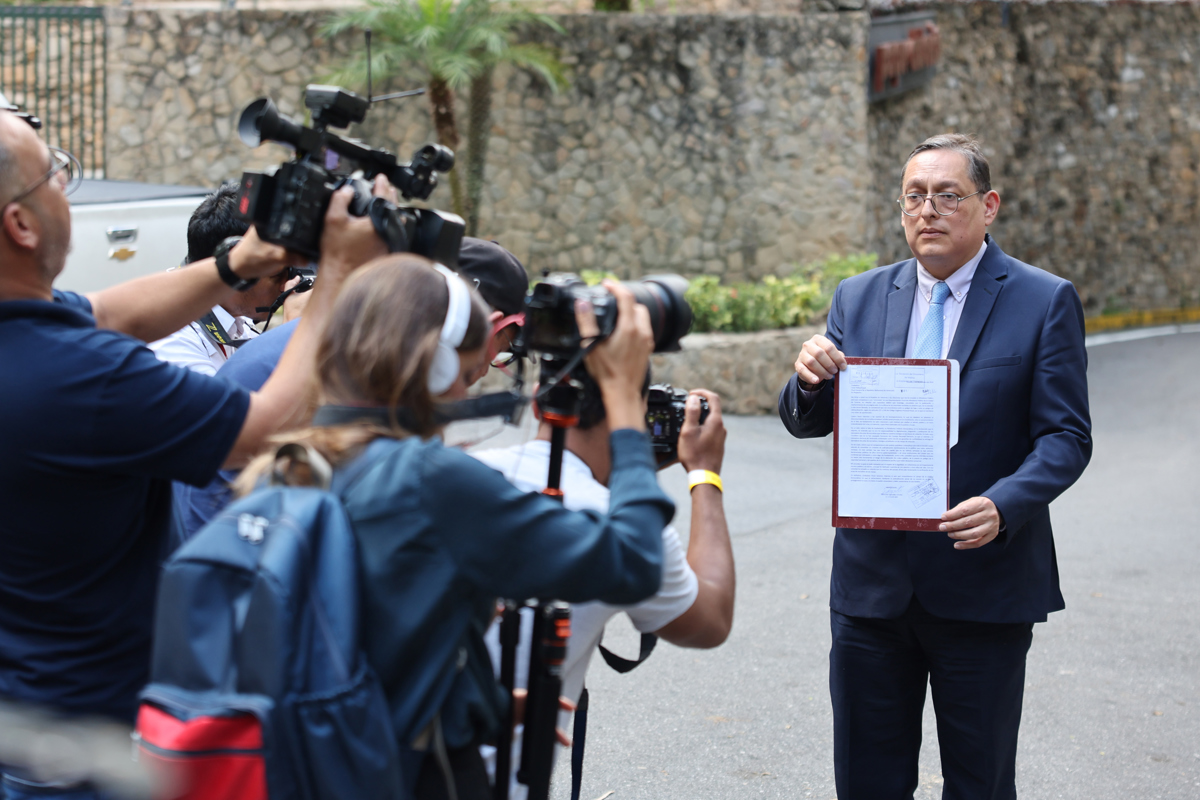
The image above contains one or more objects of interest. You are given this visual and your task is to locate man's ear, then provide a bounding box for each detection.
[1,203,39,251]
[983,190,1001,226]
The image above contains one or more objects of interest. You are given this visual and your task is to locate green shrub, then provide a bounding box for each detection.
[569,255,876,334]
[802,253,879,298]
[687,253,877,333]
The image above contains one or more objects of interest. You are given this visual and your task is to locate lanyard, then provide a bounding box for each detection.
[197,311,249,352]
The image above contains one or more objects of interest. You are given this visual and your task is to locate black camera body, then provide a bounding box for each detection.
[647,384,709,458]
[284,264,317,293]
[238,160,329,257]
[235,85,463,264]
[524,274,618,357]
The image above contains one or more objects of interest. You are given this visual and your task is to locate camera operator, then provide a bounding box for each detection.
[477,375,735,798]
[211,236,527,396]
[148,181,311,375]
[172,236,530,542]
[231,257,673,800]
[0,107,387,798]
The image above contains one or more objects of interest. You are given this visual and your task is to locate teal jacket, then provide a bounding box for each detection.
[339,428,673,753]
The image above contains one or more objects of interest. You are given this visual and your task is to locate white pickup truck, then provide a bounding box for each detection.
[59,179,212,294]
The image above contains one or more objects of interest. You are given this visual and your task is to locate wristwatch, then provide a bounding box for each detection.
[213,236,257,292]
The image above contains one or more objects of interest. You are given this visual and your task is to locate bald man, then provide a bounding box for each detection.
[0,109,387,799]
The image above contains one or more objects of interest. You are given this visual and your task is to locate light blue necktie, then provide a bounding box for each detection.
[914,281,951,359]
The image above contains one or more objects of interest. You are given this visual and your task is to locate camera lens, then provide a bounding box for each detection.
[238,97,306,150]
[623,274,694,353]
[415,144,455,173]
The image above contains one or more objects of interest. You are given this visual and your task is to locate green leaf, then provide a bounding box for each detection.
[682,254,876,333]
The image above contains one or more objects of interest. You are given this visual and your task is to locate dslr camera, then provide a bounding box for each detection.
[523,273,693,358]
[518,273,695,420]
[235,85,464,265]
[646,384,710,460]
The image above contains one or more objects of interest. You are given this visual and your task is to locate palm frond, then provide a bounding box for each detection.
[430,50,481,90]
[324,0,571,113]
[501,43,570,91]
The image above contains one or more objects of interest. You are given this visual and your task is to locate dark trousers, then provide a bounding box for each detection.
[830,599,1034,800]
[414,745,492,800]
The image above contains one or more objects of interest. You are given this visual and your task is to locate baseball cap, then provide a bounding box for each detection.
[455,237,529,317]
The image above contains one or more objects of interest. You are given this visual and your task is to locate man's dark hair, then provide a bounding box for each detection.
[187,181,250,264]
[904,133,992,194]
[576,367,652,431]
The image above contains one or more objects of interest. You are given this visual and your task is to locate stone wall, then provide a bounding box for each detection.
[473,14,868,279]
[106,10,354,186]
[105,4,1200,316]
[868,2,1200,314]
[649,324,822,414]
[107,9,870,282]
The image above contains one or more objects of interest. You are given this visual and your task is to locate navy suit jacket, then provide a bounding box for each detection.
[779,236,1091,624]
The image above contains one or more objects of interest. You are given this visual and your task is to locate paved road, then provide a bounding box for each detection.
[463,330,1200,800]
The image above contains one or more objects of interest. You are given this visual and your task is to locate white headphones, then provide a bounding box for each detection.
[427,264,472,395]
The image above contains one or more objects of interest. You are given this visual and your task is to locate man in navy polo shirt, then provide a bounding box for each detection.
[0,110,388,798]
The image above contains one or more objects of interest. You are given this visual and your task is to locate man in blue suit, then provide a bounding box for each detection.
[778,134,1091,800]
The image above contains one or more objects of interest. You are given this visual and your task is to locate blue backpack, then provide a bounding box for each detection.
[134,444,403,800]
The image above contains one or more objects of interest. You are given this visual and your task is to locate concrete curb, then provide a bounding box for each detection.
[1085,322,1200,348]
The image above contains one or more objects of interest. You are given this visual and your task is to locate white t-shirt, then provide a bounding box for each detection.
[148,305,257,376]
[473,439,698,798]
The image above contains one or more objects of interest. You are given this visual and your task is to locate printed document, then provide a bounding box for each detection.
[834,359,952,524]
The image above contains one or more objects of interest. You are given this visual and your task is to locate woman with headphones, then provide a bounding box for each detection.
[237,253,671,799]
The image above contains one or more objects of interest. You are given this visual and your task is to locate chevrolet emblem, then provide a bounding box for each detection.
[109,246,137,261]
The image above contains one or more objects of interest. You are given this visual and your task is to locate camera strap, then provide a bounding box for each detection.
[255,273,315,333]
[598,632,658,674]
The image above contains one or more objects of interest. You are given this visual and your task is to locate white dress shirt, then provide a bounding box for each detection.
[904,240,987,359]
[148,305,258,376]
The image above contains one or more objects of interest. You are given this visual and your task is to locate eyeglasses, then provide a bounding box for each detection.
[897,191,981,217]
[488,313,525,367]
[5,146,82,207]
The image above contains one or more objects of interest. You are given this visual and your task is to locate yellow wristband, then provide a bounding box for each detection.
[687,469,723,493]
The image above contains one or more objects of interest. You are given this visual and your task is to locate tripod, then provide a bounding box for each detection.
[494,382,578,800]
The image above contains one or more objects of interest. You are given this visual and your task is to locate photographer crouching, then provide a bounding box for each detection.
[0,107,390,799]
[466,272,734,800]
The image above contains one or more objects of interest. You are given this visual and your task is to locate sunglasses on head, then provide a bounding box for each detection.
[1,101,41,130]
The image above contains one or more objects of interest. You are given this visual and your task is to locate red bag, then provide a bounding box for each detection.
[134,700,267,800]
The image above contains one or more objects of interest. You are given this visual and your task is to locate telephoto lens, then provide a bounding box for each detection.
[624,274,693,352]
[523,273,694,357]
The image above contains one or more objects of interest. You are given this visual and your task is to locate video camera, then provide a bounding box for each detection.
[235,85,464,265]
[518,273,694,420]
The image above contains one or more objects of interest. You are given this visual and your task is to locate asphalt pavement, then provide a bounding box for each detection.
[460,329,1200,800]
